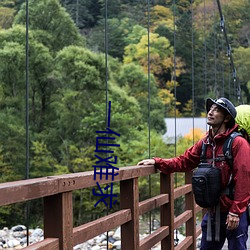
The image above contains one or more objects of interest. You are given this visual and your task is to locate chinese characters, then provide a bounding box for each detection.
[92,101,120,208]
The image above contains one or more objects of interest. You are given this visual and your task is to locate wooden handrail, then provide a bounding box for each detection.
[0,165,203,249]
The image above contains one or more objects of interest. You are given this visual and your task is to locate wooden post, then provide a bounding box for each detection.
[44,192,73,250]
[185,171,196,250]
[120,178,139,250]
[161,173,174,250]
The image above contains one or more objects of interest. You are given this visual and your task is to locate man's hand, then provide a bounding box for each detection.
[226,213,240,230]
[137,159,155,166]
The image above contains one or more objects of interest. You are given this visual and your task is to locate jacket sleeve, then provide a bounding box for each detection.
[153,140,203,174]
[229,136,250,215]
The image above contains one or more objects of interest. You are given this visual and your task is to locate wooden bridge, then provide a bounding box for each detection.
[0,164,204,250]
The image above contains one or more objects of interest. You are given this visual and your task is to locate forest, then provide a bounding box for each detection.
[0,0,249,228]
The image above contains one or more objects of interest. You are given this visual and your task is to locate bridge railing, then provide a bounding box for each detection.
[0,165,203,250]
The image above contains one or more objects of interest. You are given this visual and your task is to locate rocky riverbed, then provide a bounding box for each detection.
[0,225,188,249]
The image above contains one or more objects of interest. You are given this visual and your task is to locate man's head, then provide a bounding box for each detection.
[206,97,237,128]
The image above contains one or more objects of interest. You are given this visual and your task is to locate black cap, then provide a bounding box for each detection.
[206,97,237,119]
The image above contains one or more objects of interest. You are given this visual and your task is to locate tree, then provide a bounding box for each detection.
[0,25,56,132]
[148,5,174,33]
[116,62,165,132]
[14,0,84,52]
[124,31,185,87]
[49,46,143,168]
[61,0,102,29]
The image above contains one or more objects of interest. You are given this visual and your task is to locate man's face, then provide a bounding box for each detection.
[207,104,226,127]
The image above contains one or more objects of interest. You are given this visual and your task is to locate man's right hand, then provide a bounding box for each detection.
[137,159,155,166]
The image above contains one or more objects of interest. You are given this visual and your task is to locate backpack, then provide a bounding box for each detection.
[235,105,250,142]
[192,162,221,208]
[192,131,241,208]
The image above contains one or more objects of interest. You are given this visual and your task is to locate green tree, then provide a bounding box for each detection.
[124,32,185,87]
[61,0,101,29]
[49,46,143,169]
[14,0,84,52]
[116,63,165,132]
[86,17,138,60]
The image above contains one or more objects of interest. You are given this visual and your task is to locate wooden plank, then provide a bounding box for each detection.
[185,171,197,250]
[195,204,203,213]
[174,184,192,199]
[0,165,156,206]
[175,236,193,250]
[73,209,131,245]
[174,210,192,229]
[196,226,202,237]
[139,194,169,216]
[44,192,73,250]
[22,238,59,250]
[0,177,59,206]
[139,226,169,250]
[120,178,140,250]
[161,173,174,250]
[57,165,156,192]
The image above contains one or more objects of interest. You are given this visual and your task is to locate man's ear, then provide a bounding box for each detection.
[224,114,232,123]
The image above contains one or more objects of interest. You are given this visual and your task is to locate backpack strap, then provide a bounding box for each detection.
[200,142,208,163]
[223,131,242,169]
[223,132,242,200]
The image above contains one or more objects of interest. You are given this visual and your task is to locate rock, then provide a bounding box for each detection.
[7,239,20,247]
[11,226,26,232]
[0,224,188,249]
[30,228,43,238]
[87,238,94,245]
[108,237,116,243]
[73,242,87,249]
[107,231,114,237]
[113,227,120,240]
[95,234,106,243]
[113,240,121,249]
[100,240,108,246]
[92,245,101,250]
[20,237,27,245]
[0,230,8,238]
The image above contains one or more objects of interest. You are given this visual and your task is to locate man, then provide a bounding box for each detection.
[138,97,250,250]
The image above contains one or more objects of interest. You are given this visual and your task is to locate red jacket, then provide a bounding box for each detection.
[154,124,250,216]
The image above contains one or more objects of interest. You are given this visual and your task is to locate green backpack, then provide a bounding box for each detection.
[235,105,250,142]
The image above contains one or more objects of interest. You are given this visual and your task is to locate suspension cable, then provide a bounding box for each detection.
[216,0,242,104]
[172,0,179,245]
[203,0,207,97]
[104,0,109,248]
[213,0,217,94]
[25,0,30,246]
[191,0,195,144]
[218,32,225,96]
[147,0,152,234]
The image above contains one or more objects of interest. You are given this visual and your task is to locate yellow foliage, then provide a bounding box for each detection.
[184,128,205,142]
[166,107,181,117]
[200,112,207,118]
[149,5,174,31]
[124,32,173,73]
[166,80,180,91]
[158,88,174,105]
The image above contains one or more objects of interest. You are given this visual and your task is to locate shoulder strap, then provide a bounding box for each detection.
[200,142,208,162]
[223,132,242,169]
